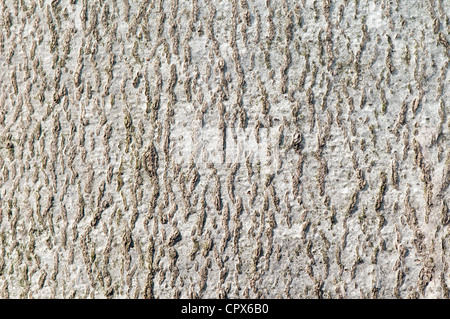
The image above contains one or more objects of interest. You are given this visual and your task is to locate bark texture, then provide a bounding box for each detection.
[0,0,449,298]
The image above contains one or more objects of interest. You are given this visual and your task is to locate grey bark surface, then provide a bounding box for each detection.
[0,0,449,298]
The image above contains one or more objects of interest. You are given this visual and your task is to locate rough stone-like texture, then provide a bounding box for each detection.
[0,0,449,299]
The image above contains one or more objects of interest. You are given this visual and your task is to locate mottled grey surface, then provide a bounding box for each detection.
[0,0,449,298]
